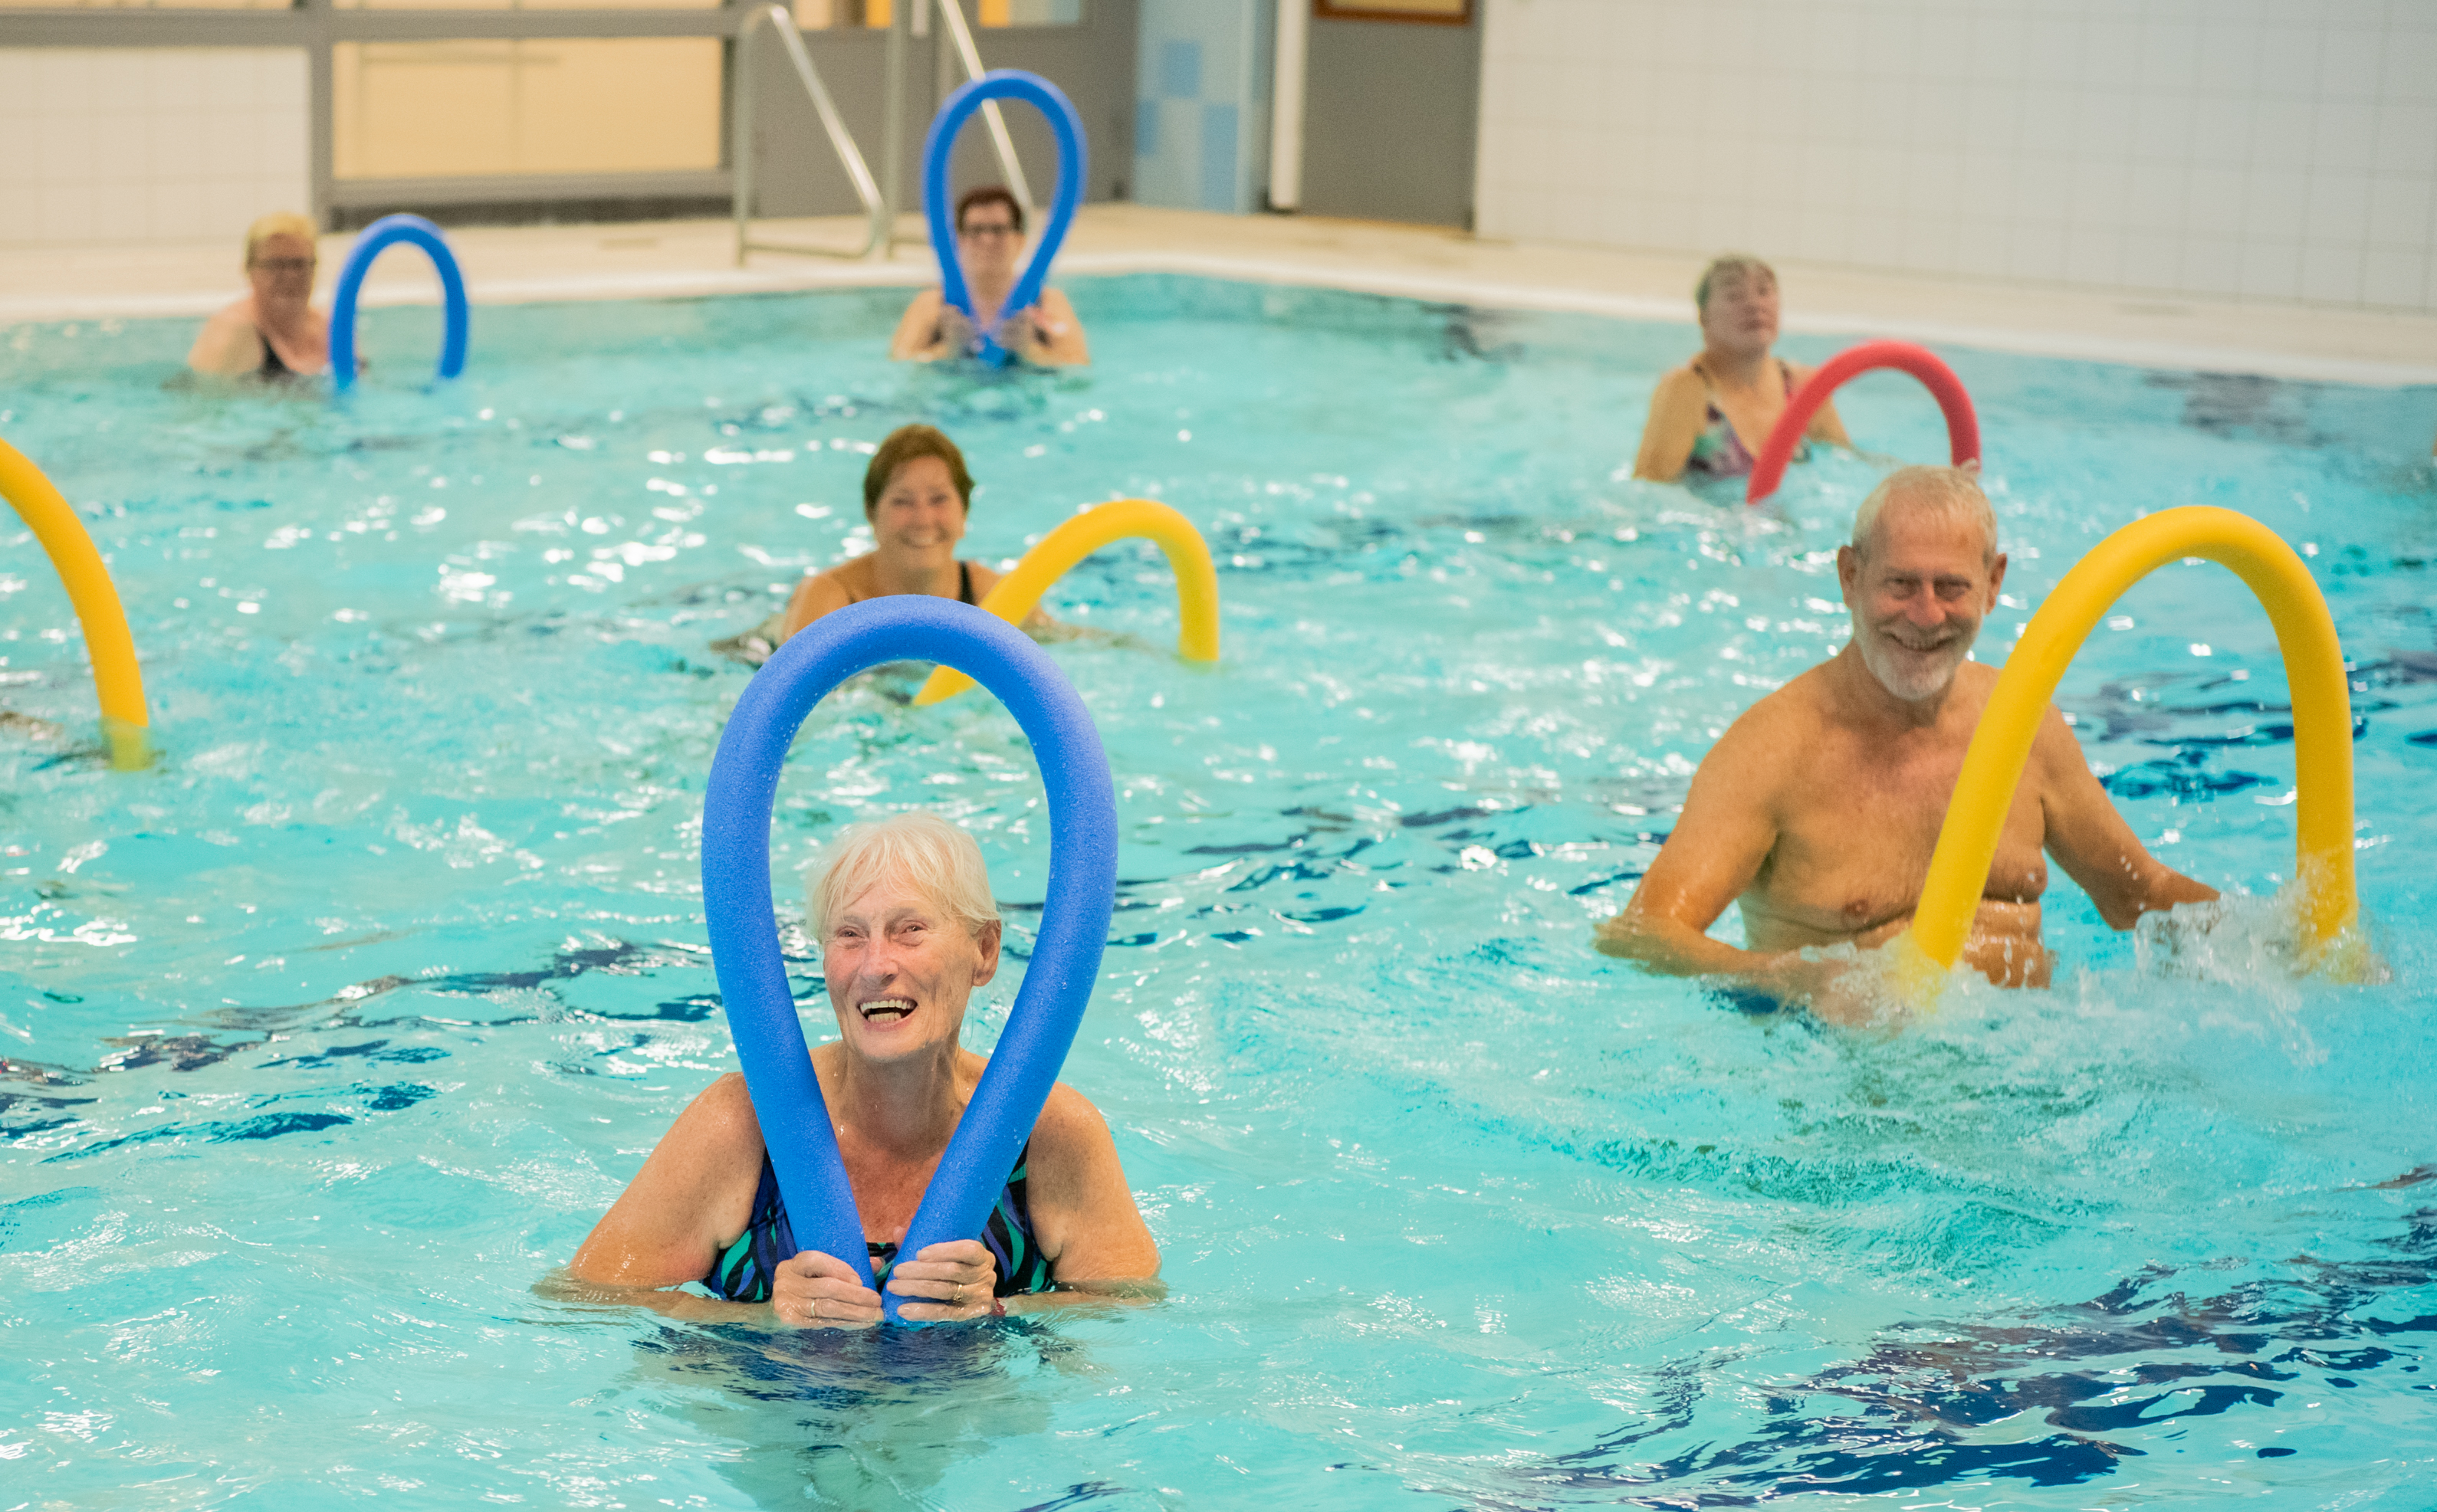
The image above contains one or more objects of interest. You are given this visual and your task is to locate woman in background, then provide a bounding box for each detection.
[714,424,1050,664]
[187,212,328,381]
[1634,254,1850,483]
[892,186,1088,366]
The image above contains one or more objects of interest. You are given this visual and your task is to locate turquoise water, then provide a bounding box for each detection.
[4,277,2435,1508]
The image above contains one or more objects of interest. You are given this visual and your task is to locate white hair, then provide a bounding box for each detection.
[1851,464,1998,564]
[806,812,1000,937]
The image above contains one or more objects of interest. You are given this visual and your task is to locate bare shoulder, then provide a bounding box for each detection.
[685,1072,767,1154]
[902,287,944,316]
[186,300,264,373]
[1038,287,1079,318]
[1652,362,1707,401]
[1024,1081,1118,1186]
[1708,665,1831,769]
[1032,1081,1113,1153]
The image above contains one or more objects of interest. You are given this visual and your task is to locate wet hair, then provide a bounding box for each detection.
[1694,253,1776,313]
[1851,464,1999,566]
[862,425,974,517]
[806,812,1001,938]
[244,212,317,267]
[956,185,1025,235]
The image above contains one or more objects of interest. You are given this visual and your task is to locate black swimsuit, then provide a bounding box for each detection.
[842,561,978,606]
[702,1146,1056,1302]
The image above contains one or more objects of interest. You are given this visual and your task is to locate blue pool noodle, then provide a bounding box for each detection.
[329,213,469,393]
[698,596,1118,1322]
[921,70,1088,369]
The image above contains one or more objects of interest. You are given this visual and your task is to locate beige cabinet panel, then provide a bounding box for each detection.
[331,37,720,178]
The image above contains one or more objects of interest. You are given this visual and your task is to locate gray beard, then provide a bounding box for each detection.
[1857,626,1972,703]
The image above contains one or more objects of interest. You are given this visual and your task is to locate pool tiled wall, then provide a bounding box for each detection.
[1473,0,2437,312]
[0,48,311,248]
[1131,0,1275,215]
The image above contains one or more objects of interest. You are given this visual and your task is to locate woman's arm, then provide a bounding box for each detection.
[1017,1083,1162,1310]
[567,1073,765,1290]
[890,289,951,362]
[1631,366,1711,482]
[1789,363,1854,447]
[777,570,854,643]
[187,302,265,376]
[1020,289,1090,366]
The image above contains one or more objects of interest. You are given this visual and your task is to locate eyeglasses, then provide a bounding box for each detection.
[957,223,1018,241]
[251,257,315,274]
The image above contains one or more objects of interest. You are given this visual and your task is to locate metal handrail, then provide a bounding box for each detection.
[733,4,888,265]
[934,0,1038,220]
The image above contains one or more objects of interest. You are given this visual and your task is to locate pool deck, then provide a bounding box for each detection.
[4,205,2434,387]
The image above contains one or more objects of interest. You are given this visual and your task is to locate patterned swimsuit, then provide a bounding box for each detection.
[703,1145,1056,1302]
[1687,359,1809,477]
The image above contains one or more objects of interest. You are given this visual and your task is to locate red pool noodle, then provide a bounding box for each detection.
[1745,339,1980,503]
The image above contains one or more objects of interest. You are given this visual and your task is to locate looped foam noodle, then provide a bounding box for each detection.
[1897,506,2360,1005]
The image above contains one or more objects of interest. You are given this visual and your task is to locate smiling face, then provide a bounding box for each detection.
[1698,266,1780,356]
[868,454,968,558]
[1838,498,2005,704]
[822,873,1000,1063]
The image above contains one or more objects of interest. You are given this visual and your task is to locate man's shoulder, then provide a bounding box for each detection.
[1693,667,1833,790]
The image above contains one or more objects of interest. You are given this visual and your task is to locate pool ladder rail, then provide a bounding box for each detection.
[732,0,1037,267]
[0,438,150,771]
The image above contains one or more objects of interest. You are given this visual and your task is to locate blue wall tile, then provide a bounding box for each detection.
[1200,103,1240,212]
[1135,97,1161,156]
[1159,40,1202,101]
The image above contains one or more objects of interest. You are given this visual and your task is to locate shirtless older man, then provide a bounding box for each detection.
[1596,465,2216,1009]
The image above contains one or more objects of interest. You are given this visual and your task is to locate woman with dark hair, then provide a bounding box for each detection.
[890,185,1089,366]
[714,424,1049,663]
[1634,254,1851,483]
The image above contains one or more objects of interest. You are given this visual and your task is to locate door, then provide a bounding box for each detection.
[744,0,1138,220]
[1296,0,1480,227]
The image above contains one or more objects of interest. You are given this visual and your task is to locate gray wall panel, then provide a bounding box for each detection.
[1298,8,1480,228]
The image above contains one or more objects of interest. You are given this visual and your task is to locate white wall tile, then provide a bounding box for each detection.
[2008,222,2066,283]
[2299,241,2365,303]
[2251,97,2319,168]
[2379,29,2437,103]
[3,49,310,248]
[2315,28,2382,101]
[2240,239,2303,299]
[2366,174,2433,248]
[2361,248,2429,308]
[1473,0,2435,310]
[2242,169,2311,239]
[2122,230,2181,292]
[2371,102,2437,176]
[2182,238,2244,297]
[2307,169,2373,242]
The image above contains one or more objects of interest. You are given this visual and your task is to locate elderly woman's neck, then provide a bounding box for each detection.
[835,1045,970,1155]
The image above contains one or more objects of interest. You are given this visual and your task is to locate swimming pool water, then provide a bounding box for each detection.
[3,277,2435,1508]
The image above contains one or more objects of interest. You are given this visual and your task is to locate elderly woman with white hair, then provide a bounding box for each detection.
[567,812,1159,1323]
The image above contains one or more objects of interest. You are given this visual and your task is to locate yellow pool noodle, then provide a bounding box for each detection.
[913,498,1220,707]
[0,438,150,770]
[1899,506,2355,999]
